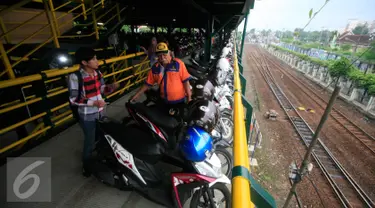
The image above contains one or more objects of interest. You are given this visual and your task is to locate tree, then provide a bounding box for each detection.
[328,30,338,42]
[328,57,355,85]
[267,29,272,36]
[350,72,375,101]
[280,30,294,39]
[260,30,267,37]
[361,40,375,61]
[352,23,369,35]
[294,28,302,39]
[250,28,255,34]
[340,44,352,51]
[307,31,321,42]
[120,25,132,33]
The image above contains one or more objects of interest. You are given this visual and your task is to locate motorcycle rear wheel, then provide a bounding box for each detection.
[219,116,234,144]
[190,183,231,208]
[214,147,233,178]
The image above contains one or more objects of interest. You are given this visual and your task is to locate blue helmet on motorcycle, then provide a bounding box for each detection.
[179,126,213,162]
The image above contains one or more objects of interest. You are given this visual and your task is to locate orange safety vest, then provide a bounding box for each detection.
[145,58,191,103]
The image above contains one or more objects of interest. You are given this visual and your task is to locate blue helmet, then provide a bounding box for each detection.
[179,126,213,162]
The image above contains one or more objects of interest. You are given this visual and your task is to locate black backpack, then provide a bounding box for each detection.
[68,70,102,122]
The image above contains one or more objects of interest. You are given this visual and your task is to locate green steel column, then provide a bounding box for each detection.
[236,27,239,49]
[219,29,223,48]
[204,15,213,62]
[240,12,249,59]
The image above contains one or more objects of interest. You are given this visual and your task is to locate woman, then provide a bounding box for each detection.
[141,37,158,66]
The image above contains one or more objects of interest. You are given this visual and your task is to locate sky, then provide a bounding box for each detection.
[238,0,375,31]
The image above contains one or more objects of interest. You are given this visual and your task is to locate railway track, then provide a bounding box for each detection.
[260,48,375,156]
[249,51,375,208]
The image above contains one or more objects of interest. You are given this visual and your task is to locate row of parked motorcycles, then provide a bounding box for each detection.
[86,37,236,208]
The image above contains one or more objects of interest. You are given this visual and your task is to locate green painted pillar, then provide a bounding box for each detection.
[204,15,213,62]
[167,25,171,36]
[240,12,249,59]
[219,29,223,48]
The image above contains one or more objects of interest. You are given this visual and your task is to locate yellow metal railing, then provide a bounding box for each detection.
[0,0,61,79]
[0,0,126,80]
[232,42,253,208]
[0,51,148,154]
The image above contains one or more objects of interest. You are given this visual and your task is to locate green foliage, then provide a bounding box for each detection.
[158,27,168,33]
[361,74,375,90]
[368,85,375,96]
[349,72,375,96]
[361,41,375,62]
[311,57,330,67]
[301,42,321,49]
[281,38,293,43]
[348,69,366,89]
[120,25,132,33]
[271,44,375,94]
[328,57,354,79]
[272,44,326,64]
[309,9,313,19]
[138,26,152,33]
[352,24,369,35]
[340,44,352,51]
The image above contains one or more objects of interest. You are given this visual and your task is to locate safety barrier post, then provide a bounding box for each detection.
[238,61,244,74]
[44,0,60,48]
[116,3,121,22]
[239,72,246,95]
[90,0,99,40]
[35,73,54,134]
[81,0,87,20]
[0,17,11,43]
[47,0,60,36]
[0,41,15,79]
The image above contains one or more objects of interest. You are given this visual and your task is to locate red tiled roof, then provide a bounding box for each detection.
[337,34,371,46]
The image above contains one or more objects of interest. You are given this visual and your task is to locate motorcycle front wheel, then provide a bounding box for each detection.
[190,183,231,208]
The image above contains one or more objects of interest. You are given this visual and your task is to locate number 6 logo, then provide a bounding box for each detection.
[13,161,45,199]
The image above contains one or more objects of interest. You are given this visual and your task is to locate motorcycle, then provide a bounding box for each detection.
[87,101,232,208]
[142,89,233,178]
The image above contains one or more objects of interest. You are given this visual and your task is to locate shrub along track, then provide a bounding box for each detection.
[248,44,375,206]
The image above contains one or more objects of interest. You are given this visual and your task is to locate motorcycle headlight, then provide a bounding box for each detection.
[193,152,222,178]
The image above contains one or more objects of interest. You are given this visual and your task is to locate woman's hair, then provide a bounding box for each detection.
[148,37,157,55]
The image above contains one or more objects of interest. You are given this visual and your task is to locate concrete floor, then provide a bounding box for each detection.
[0,90,166,208]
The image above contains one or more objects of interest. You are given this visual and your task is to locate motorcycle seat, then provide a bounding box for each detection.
[186,65,207,80]
[128,102,179,129]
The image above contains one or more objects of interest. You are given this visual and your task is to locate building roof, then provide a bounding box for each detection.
[113,0,255,31]
[337,34,371,46]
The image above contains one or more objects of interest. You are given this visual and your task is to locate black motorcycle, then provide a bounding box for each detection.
[87,101,231,208]
[142,89,233,178]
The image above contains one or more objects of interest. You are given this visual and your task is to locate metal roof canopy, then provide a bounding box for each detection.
[113,0,254,32]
